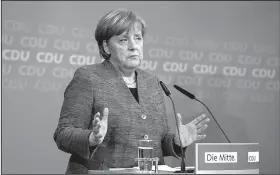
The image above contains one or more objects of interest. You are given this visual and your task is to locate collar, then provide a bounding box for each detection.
[100,59,146,82]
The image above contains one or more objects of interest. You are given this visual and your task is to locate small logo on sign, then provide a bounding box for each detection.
[248,152,259,162]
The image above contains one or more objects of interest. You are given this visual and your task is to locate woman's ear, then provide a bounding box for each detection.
[103,40,110,55]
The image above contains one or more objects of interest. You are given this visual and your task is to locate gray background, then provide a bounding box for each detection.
[2,1,279,174]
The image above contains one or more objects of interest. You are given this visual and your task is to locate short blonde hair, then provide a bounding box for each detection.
[95,8,146,60]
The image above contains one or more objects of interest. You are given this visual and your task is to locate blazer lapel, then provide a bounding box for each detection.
[101,60,145,111]
[135,69,148,112]
[101,60,123,86]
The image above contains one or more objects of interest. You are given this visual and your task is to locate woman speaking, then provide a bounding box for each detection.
[53,8,210,174]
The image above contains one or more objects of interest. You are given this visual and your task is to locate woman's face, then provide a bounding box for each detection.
[104,23,143,71]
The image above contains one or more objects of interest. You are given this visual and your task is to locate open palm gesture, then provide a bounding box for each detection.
[174,113,210,147]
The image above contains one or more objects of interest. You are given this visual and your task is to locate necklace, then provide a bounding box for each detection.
[122,77,136,85]
[120,70,136,86]
[125,80,136,85]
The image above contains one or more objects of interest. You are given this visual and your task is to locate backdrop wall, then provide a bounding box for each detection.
[2,1,279,174]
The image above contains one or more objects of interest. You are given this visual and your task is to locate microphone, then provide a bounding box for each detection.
[173,85,195,99]
[159,81,191,173]
[160,81,171,96]
[173,85,231,143]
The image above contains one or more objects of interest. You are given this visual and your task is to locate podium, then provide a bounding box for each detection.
[195,143,259,174]
[88,143,259,174]
[88,166,195,174]
[88,169,173,174]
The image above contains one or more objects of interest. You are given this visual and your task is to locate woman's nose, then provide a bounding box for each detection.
[128,39,137,50]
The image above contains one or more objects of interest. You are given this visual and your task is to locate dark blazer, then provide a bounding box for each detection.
[53,60,181,174]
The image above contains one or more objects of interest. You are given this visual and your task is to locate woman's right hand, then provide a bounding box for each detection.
[89,108,109,146]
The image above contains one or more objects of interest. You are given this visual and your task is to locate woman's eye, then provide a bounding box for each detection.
[120,39,127,42]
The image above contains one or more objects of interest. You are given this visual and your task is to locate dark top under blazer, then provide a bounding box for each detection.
[53,60,181,174]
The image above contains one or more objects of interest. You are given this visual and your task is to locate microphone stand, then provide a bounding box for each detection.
[168,95,187,173]
[194,98,231,143]
[173,84,231,143]
[168,96,194,173]
[159,81,194,173]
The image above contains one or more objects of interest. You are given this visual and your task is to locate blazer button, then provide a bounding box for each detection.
[141,114,146,119]
[144,135,149,140]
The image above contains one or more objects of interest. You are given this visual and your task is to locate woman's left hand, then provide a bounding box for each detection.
[174,113,210,147]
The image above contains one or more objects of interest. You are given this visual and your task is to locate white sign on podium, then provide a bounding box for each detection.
[195,143,259,174]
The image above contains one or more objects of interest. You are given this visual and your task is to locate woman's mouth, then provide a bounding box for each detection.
[128,55,138,59]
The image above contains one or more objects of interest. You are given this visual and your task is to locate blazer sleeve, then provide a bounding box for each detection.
[156,78,186,159]
[53,67,96,160]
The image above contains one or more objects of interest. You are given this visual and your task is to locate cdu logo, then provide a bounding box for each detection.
[248,152,259,163]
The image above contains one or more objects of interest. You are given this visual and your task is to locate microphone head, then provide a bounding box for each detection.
[159,81,171,96]
[173,85,196,99]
